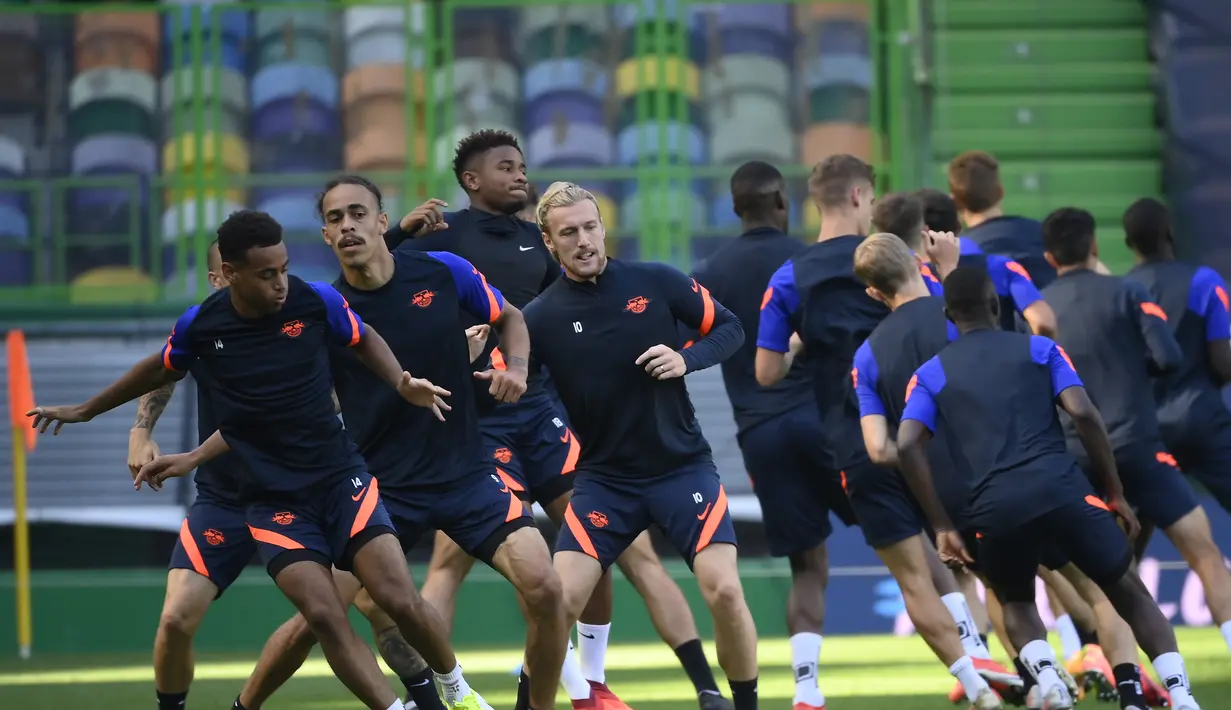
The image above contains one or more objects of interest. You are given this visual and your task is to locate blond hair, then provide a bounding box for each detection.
[536,181,602,233]
[853,232,919,297]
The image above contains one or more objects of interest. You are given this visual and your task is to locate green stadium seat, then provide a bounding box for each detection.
[933,29,1148,66]
[68,266,157,304]
[932,161,1161,200]
[933,128,1161,160]
[934,94,1155,133]
[932,1,1148,31]
[935,62,1154,93]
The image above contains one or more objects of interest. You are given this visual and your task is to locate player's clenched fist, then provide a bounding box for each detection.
[396,372,452,421]
[464,324,490,363]
[401,199,449,236]
[637,344,687,380]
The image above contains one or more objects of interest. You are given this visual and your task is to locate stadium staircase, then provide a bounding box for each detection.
[925,0,1161,272]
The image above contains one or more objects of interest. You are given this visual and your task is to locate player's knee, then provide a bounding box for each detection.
[353,589,379,618]
[297,598,351,641]
[158,602,207,639]
[699,575,746,615]
[519,565,563,618]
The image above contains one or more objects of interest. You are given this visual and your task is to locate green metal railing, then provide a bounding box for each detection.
[0,0,901,321]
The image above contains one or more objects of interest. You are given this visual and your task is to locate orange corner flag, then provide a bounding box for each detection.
[6,330,36,451]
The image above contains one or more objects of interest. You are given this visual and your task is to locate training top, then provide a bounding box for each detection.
[758,235,889,470]
[162,277,368,499]
[955,252,1046,333]
[187,365,245,505]
[387,209,557,408]
[853,298,965,525]
[962,216,1056,289]
[690,227,814,435]
[902,330,1091,534]
[523,258,743,478]
[1042,269,1183,449]
[1128,260,1231,430]
[331,250,505,489]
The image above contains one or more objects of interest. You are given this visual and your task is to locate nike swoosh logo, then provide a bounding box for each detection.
[579,632,595,639]
[519,246,535,251]
[697,502,712,520]
[352,487,367,501]
[559,431,570,443]
[411,679,432,687]
[499,484,510,494]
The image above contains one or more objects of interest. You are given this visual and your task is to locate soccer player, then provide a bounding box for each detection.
[387,129,729,710]
[870,192,947,295]
[527,181,760,710]
[909,189,1058,337]
[687,160,853,710]
[230,176,569,710]
[31,211,482,710]
[1040,207,1231,655]
[946,151,1056,287]
[755,156,1011,699]
[896,265,1203,710]
[122,239,259,710]
[1126,197,1231,521]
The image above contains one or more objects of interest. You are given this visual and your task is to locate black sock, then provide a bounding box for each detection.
[1076,624,1100,648]
[232,697,246,710]
[403,668,446,710]
[157,691,187,710]
[514,669,531,710]
[1014,657,1038,694]
[1114,663,1146,709]
[674,639,721,695]
[729,678,757,710]
[979,633,990,650]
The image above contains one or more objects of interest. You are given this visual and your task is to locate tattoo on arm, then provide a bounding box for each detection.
[506,356,528,369]
[375,627,429,676]
[133,382,177,431]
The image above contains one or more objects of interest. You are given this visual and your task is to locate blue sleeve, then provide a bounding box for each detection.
[756,261,800,353]
[990,256,1043,314]
[946,320,960,342]
[901,358,943,432]
[308,282,366,346]
[428,251,505,323]
[1029,335,1083,397]
[920,263,945,297]
[852,341,885,417]
[959,238,983,256]
[1192,267,1231,341]
[161,305,201,372]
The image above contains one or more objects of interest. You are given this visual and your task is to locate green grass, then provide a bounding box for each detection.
[0,630,1226,710]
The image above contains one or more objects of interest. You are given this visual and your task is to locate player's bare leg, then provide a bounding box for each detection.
[618,532,733,710]
[421,532,479,635]
[692,543,759,710]
[271,560,401,710]
[556,549,617,709]
[1042,568,1111,700]
[489,526,568,710]
[771,545,829,710]
[154,569,218,709]
[1162,506,1231,651]
[877,535,1003,708]
[237,571,446,710]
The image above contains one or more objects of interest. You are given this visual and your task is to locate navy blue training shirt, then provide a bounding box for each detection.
[331,250,506,489]
[962,215,1056,289]
[690,227,813,435]
[852,297,965,523]
[758,235,889,470]
[187,366,245,504]
[162,277,368,499]
[955,251,1045,332]
[387,208,558,402]
[523,258,743,478]
[1128,262,1231,426]
[902,331,1091,534]
[1042,269,1183,449]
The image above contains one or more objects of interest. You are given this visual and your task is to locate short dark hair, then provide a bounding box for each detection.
[1123,198,1171,258]
[808,154,875,209]
[317,174,383,220]
[947,151,1004,214]
[730,160,784,219]
[1042,207,1097,267]
[453,129,522,189]
[943,266,997,323]
[217,210,283,264]
[871,192,924,249]
[916,188,961,233]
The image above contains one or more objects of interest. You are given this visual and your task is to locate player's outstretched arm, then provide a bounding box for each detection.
[134,430,231,492]
[28,352,185,435]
